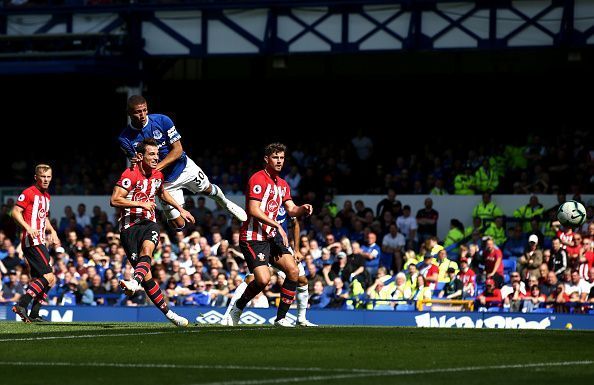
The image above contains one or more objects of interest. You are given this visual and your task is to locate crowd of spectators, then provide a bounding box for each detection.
[1,185,593,313]
[5,129,594,202]
[1,128,593,313]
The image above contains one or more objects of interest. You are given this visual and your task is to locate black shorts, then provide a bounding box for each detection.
[23,244,52,277]
[120,220,160,268]
[240,238,287,273]
[273,231,294,256]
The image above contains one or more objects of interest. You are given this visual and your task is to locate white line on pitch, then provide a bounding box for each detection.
[191,360,594,385]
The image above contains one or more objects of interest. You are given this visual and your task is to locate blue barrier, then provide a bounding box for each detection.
[1,305,592,330]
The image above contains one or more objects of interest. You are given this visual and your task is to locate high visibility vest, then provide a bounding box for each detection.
[454,174,475,195]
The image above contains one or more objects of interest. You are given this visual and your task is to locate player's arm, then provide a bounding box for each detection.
[12,205,39,239]
[45,217,59,246]
[110,186,154,211]
[157,188,195,224]
[247,199,288,245]
[284,199,313,218]
[291,218,304,262]
[156,140,183,172]
[118,136,140,169]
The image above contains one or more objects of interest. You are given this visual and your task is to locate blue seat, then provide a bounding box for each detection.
[395,304,415,311]
[532,307,554,314]
[503,259,516,273]
[487,307,501,313]
[435,282,445,291]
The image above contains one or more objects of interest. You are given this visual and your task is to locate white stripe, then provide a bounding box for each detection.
[123,189,134,230]
[258,184,272,241]
[0,360,587,384]
[192,361,594,385]
[30,195,39,246]
[148,177,158,220]
[0,361,372,373]
[0,326,274,343]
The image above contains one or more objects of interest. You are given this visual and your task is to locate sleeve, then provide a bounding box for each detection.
[161,115,181,144]
[247,174,266,201]
[16,189,31,210]
[116,169,136,191]
[118,135,136,159]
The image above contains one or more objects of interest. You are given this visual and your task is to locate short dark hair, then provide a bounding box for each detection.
[127,95,147,110]
[138,138,158,155]
[264,142,287,157]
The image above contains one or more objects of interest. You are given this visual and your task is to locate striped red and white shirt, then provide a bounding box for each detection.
[116,166,164,231]
[16,186,51,248]
[240,170,292,241]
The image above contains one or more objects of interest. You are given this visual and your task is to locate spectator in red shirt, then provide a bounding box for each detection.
[482,237,504,287]
[477,278,501,309]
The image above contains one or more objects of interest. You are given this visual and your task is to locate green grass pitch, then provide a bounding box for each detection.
[0,322,593,385]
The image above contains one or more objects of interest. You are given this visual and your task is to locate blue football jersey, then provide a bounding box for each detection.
[118,114,187,183]
[276,204,288,233]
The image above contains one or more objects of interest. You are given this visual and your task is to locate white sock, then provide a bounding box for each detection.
[296,285,309,322]
[224,281,248,318]
[209,184,227,202]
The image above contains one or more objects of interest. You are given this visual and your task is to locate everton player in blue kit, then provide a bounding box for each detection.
[118,95,247,231]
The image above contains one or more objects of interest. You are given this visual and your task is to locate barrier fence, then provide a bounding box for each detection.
[1,305,592,330]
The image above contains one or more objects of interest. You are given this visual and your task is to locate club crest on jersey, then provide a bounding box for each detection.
[267,199,279,212]
[37,208,46,219]
[253,185,262,194]
[152,129,163,139]
[17,194,25,202]
[257,252,266,261]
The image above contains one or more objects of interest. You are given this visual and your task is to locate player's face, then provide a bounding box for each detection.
[34,170,52,190]
[128,103,148,128]
[265,151,285,173]
[141,145,159,169]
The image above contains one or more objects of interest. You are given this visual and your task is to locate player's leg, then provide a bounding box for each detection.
[271,253,299,327]
[28,269,53,322]
[227,240,272,325]
[159,186,187,231]
[220,274,254,325]
[184,157,247,222]
[13,245,55,323]
[120,222,188,326]
[296,264,317,327]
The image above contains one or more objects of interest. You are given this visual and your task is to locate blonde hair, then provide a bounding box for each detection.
[35,164,51,175]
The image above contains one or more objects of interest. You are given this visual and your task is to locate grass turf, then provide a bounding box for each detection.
[0,322,593,385]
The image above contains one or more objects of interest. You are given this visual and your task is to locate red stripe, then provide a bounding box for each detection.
[245,242,257,260]
[137,262,151,270]
[281,287,296,297]
[154,293,164,303]
[35,246,49,266]
[148,285,159,296]
[30,281,43,294]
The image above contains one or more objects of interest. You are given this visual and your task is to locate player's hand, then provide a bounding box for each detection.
[301,204,313,217]
[277,226,289,247]
[294,251,304,263]
[27,228,40,239]
[47,231,59,245]
[180,209,195,224]
[129,154,141,169]
[141,201,156,212]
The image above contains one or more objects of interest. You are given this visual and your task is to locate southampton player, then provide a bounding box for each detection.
[11,164,59,323]
[111,138,194,327]
[221,216,317,326]
[226,143,313,327]
[118,95,247,232]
